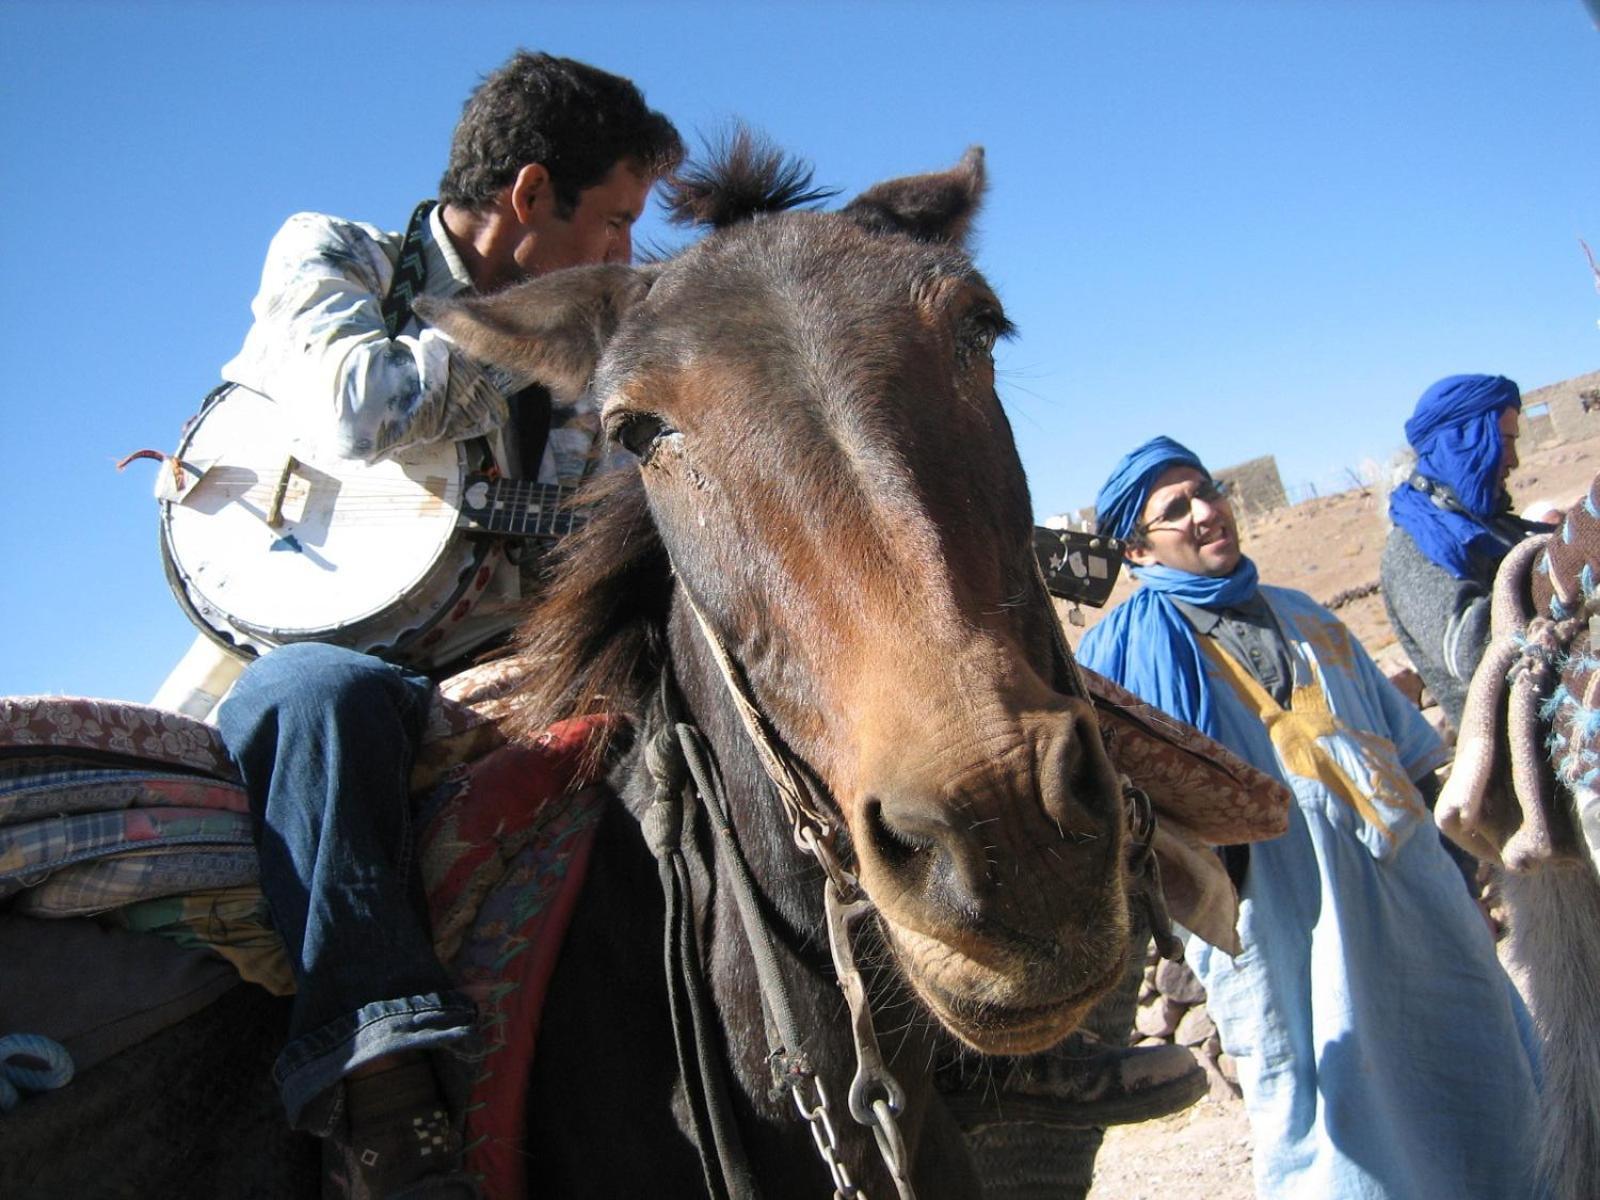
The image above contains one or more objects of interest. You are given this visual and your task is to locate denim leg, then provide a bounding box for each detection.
[217,642,475,1131]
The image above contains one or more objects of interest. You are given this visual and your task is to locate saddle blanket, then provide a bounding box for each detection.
[0,692,609,1200]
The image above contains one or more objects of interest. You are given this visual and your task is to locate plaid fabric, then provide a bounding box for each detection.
[1,807,255,903]
[0,767,249,824]
[0,689,620,1200]
[15,848,261,918]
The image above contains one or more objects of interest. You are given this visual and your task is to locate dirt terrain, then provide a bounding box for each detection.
[1078,434,1599,1198]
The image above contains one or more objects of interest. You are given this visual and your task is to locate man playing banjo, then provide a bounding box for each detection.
[210,51,682,1198]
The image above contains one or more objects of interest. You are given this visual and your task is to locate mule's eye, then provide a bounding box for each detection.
[610,411,671,461]
[958,307,1013,363]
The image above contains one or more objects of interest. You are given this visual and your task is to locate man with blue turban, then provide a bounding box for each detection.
[1381,374,1543,728]
[1078,435,1544,1199]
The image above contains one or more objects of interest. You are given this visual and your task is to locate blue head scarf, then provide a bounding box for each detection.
[1094,435,1205,542]
[1079,436,1262,738]
[1388,374,1520,580]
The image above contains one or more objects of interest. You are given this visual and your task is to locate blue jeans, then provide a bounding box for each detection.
[217,643,476,1132]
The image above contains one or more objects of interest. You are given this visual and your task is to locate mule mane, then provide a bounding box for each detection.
[504,468,670,750]
[665,128,837,230]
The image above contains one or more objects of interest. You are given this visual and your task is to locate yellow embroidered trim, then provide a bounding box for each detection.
[1197,634,1421,843]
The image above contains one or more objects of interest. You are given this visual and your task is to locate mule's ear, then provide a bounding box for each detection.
[841,146,986,247]
[414,264,654,396]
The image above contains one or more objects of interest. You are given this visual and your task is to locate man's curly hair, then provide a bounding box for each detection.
[439,51,683,216]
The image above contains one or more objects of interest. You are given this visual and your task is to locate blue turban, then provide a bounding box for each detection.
[1094,435,1206,542]
[1388,374,1520,579]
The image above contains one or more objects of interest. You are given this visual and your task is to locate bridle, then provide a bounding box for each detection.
[636,549,1177,1200]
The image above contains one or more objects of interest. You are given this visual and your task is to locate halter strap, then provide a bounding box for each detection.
[678,588,857,898]
[655,557,1178,1195]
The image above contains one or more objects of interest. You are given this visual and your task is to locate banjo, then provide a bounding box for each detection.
[158,383,580,666]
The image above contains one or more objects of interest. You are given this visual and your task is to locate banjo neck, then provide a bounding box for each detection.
[458,474,583,539]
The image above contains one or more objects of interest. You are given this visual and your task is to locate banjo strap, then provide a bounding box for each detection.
[380,200,436,338]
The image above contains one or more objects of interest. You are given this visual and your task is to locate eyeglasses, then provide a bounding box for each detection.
[1137,479,1229,537]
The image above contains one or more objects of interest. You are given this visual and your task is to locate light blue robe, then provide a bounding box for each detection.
[1081,584,1544,1199]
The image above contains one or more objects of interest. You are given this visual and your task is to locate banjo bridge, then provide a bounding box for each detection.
[264,455,301,528]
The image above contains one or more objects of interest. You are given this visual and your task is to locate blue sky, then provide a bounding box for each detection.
[3,1,1597,703]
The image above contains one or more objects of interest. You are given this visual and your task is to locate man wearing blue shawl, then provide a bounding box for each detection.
[1078,436,1544,1199]
[1381,374,1544,728]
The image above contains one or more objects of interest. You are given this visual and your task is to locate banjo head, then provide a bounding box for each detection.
[160,385,492,663]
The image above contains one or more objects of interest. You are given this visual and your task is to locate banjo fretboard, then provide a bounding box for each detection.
[458,475,583,539]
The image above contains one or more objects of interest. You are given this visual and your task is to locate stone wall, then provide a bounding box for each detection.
[1134,944,1240,1101]
[1045,507,1099,533]
[1213,455,1288,521]
[1520,368,1600,448]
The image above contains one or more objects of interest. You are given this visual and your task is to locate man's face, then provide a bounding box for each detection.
[520,159,652,276]
[1495,407,1521,494]
[1125,465,1243,578]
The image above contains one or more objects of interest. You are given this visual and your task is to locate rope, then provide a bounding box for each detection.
[0,1034,74,1113]
[1322,580,1380,611]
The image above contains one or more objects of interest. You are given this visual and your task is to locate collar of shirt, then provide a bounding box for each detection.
[1171,590,1275,634]
[424,205,475,299]
[1173,597,1223,635]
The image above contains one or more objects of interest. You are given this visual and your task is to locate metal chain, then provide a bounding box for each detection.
[785,1070,913,1200]
[790,1072,861,1198]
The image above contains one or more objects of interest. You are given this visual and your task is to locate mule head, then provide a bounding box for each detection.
[420,140,1130,1055]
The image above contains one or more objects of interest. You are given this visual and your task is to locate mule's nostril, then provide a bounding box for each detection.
[1045,704,1123,824]
[865,796,933,873]
[866,793,999,917]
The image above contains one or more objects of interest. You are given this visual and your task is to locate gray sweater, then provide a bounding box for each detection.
[1379,518,1531,729]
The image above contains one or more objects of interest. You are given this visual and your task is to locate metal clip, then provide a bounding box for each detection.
[824,880,914,1198]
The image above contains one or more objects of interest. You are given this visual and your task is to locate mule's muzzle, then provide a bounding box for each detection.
[853,702,1131,1053]
[885,905,1130,1055]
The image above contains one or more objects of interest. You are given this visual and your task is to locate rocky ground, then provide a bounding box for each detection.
[1076,434,1599,1199]
[1093,1097,1255,1199]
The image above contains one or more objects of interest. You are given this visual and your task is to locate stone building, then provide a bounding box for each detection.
[1519,368,1600,448]
[1213,454,1288,521]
